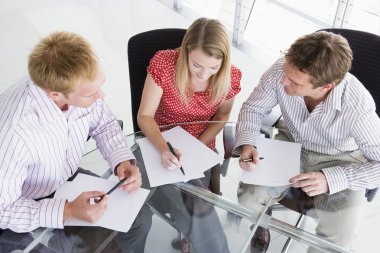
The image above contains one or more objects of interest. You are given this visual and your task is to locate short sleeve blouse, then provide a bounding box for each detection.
[147,49,241,149]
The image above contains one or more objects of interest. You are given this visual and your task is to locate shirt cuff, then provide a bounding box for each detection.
[109,149,136,172]
[321,166,348,194]
[38,198,66,229]
[232,132,258,156]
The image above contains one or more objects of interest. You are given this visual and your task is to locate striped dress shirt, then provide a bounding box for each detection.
[234,57,380,194]
[0,77,134,232]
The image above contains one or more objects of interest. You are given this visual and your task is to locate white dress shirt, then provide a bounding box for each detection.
[234,57,380,194]
[0,77,134,232]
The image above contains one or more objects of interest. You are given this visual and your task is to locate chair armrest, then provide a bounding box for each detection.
[223,125,236,160]
[117,120,123,131]
[365,188,378,202]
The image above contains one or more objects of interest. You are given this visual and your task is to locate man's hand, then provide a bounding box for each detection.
[239,145,260,171]
[289,171,329,196]
[115,160,142,193]
[64,191,108,223]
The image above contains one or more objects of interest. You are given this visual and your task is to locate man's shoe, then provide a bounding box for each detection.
[250,227,270,253]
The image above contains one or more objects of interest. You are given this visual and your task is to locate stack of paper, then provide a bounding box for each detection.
[241,137,301,186]
[54,173,150,232]
[136,126,222,187]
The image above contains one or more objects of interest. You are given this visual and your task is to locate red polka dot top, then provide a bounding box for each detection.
[147,49,242,149]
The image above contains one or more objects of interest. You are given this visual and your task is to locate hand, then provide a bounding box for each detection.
[116,160,142,193]
[64,191,108,223]
[161,148,182,171]
[239,145,260,171]
[289,171,329,196]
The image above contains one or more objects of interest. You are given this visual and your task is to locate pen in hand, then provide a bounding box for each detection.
[99,176,128,201]
[239,157,264,163]
[167,142,185,175]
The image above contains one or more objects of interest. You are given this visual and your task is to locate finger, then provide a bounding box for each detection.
[239,162,256,171]
[94,196,102,203]
[292,178,314,188]
[121,177,141,192]
[289,172,313,184]
[122,166,140,184]
[98,194,108,204]
[83,191,106,199]
[252,155,262,165]
[174,148,183,162]
[305,189,320,197]
[116,167,126,179]
[169,155,181,167]
[301,185,314,193]
[167,164,178,171]
[166,158,179,170]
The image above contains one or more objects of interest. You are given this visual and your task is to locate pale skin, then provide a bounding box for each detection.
[49,66,142,223]
[239,61,336,197]
[138,48,234,171]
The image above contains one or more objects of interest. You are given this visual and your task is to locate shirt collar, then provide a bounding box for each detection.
[28,78,65,122]
[321,78,346,113]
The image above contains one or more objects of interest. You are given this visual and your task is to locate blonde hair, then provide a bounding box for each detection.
[285,31,352,87]
[176,17,231,105]
[28,31,98,93]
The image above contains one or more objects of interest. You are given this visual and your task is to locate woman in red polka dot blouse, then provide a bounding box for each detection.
[138,17,242,189]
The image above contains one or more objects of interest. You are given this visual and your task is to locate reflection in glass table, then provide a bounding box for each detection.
[1,121,375,253]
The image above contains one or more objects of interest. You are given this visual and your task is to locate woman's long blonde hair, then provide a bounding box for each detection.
[176,17,231,105]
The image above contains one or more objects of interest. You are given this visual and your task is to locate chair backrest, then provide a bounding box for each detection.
[320,28,380,202]
[127,28,187,132]
[319,28,380,117]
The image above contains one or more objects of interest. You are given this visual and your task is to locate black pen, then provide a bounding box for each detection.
[239,157,264,163]
[99,176,128,200]
[167,142,185,175]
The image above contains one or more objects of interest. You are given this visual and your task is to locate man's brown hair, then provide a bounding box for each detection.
[285,31,352,87]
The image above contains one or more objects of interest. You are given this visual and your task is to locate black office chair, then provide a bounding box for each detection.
[319,28,380,202]
[127,28,187,133]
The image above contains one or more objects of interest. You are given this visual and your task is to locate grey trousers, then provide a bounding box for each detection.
[238,126,366,252]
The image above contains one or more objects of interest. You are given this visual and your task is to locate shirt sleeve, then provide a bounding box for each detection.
[147,50,172,88]
[226,65,242,100]
[0,133,65,232]
[89,99,135,171]
[322,106,380,194]
[233,58,283,155]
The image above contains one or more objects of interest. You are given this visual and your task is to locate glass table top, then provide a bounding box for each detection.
[1,121,374,253]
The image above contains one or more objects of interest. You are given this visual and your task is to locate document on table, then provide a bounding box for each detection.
[241,137,301,186]
[136,126,222,187]
[54,173,150,232]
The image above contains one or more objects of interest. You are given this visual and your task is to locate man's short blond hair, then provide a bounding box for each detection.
[28,31,98,93]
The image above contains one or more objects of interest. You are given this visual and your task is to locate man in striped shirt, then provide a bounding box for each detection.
[0,32,151,251]
[234,31,380,252]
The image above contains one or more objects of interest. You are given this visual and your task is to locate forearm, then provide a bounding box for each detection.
[138,115,169,153]
[198,113,229,146]
[233,101,263,155]
[90,100,134,169]
[322,160,380,194]
[0,198,65,232]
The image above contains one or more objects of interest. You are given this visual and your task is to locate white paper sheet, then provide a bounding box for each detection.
[136,126,222,187]
[241,137,301,186]
[54,173,150,232]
